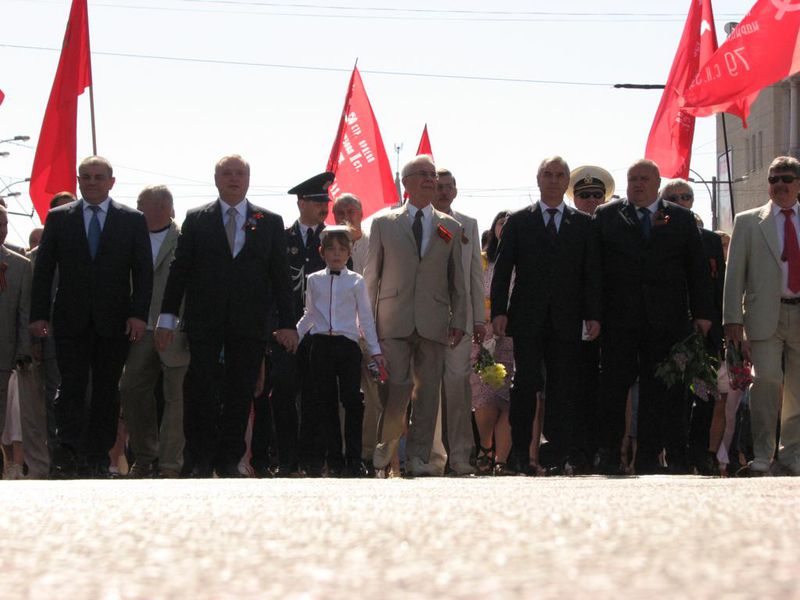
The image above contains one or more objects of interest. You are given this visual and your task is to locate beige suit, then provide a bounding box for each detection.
[1,246,50,477]
[723,201,800,472]
[430,210,484,474]
[0,246,31,442]
[119,222,189,473]
[365,204,467,471]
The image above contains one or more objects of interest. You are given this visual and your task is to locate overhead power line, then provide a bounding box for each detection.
[0,44,615,87]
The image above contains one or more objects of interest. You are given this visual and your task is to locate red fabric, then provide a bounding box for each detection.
[416,124,433,158]
[326,67,397,223]
[782,209,800,293]
[29,0,92,222]
[645,0,748,178]
[681,0,800,123]
[0,89,5,105]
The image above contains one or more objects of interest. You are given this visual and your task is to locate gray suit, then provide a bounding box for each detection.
[119,222,189,473]
[723,201,800,473]
[364,204,467,471]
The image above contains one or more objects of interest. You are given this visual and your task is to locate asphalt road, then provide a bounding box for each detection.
[1,476,798,599]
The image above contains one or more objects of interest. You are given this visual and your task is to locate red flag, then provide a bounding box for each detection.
[645,0,748,178]
[682,0,800,123]
[29,0,92,222]
[326,67,397,222]
[416,124,433,158]
[403,125,435,199]
[0,89,5,105]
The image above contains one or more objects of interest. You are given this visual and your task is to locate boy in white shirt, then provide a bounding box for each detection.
[297,226,386,476]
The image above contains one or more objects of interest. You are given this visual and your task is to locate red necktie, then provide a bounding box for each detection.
[781,208,800,293]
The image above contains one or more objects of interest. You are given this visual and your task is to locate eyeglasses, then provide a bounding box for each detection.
[577,191,604,200]
[664,193,694,202]
[406,171,438,180]
[768,174,799,184]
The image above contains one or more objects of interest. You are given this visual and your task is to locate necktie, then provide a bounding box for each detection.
[638,207,652,240]
[305,227,315,251]
[225,206,238,254]
[781,208,800,293]
[87,205,102,259]
[545,208,559,244]
[412,209,423,257]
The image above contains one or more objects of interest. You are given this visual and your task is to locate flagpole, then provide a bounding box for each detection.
[89,85,97,155]
[721,113,735,217]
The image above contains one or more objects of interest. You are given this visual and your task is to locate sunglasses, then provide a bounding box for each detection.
[768,174,799,184]
[664,193,694,202]
[577,191,604,200]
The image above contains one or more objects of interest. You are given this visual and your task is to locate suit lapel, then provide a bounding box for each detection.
[98,200,121,257]
[206,201,231,256]
[393,204,418,251]
[757,203,783,267]
[154,222,179,270]
[70,202,92,261]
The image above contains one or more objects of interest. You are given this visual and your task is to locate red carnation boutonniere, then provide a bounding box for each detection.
[654,209,671,227]
[244,212,265,232]
[437,224,453,243]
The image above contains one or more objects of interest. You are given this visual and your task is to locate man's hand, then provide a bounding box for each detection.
[472,322,486,345]
[492,315,508,337]
[724,323,751,363]
[275,329,299,353]
[724,323,743,343]
[584,320,601,341]
[154,327,174,352]
[694,318,712,336]
[371,353,388,370]
[29,320,50,338]
[449,328,464,347]
[126,318,147,342]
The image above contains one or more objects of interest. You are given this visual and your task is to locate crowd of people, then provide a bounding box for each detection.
[1,151,799,480]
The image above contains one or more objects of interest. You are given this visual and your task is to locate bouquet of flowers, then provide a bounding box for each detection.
[725,342,753,390]
[473,345,507,390]
[654,331,719,400]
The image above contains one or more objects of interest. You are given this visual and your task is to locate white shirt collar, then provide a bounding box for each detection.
[771,201,799,217]
[82,197,111,212]
[219,198,248,216]
[538,200,566,214]
[407,202,433,219]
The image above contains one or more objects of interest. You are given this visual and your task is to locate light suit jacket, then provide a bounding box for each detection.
[451,210,485,334]
[0,246,31,370]
[150,222,190,367]
[364,204,467,345]
[723,201,787,341]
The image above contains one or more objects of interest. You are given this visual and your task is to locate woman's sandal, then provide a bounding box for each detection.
[476,445,494,475]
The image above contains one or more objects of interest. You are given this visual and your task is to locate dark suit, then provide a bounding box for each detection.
[594,199,712,471]
[254,221,325,473]
[161,200,293,474]
[30,198,152,471]
[491,203,601,471]
[688,229,726,464]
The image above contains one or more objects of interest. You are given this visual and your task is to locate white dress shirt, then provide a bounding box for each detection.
[149,227,169,266]
[296,267,381,356]
[772,201,800,298]
[406,202,434,256]
[220,198,247,257]
[82,197,111,234]
[538,200,566,231]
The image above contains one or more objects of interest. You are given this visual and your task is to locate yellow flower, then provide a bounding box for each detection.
[480,364,507,389]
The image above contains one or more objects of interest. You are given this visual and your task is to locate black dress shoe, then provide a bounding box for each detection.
[252,464,273,479]
[189,465,214,478]
[214,464,245,478]
[86,464,117,479]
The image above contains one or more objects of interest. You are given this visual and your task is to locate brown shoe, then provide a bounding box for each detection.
[158,468,181,479]
[127,463,153,478]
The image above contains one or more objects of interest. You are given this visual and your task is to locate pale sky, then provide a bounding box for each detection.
[1,0,757,246]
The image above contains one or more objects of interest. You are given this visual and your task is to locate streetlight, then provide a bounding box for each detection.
[687,171,748,230]
[0,178,33,217]
[0,191,21,199]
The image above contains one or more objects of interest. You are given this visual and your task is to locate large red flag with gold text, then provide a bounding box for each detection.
[645,0,748,178]
[326,67,397,221]
[682,0,800,121]
[29,0,92,222]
